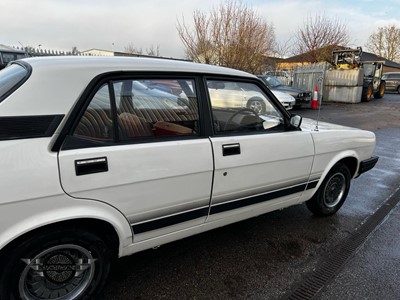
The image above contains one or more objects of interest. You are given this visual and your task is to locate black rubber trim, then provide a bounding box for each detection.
[357,156,379,176]
[0,114,64,140]
[55,72,208,151]
[132,207,209,234]
[210,180,318,215]
[0,61,32,103]
[131,179,319,234]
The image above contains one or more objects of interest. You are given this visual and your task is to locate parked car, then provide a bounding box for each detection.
[0,56,378,300]
[258,74,311,108]
[207,80,295,112]
[142,79,183,95]
[382,72,400,93]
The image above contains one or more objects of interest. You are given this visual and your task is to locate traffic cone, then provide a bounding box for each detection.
[311,86,319,109]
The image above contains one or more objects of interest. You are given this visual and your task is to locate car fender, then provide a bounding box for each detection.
[0,194,133,257]
[317,149,360,189]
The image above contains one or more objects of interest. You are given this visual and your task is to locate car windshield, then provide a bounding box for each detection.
[264,75,282,87]
[0,64,28,102]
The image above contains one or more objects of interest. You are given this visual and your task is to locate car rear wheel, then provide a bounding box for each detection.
[247,98,266,114]
[0,228,111,300]
[306,163,351,216]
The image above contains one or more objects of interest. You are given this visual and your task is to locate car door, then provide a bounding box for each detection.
[58,77,213,243]
[206,79,316,221]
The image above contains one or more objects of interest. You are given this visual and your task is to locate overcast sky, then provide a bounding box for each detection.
[1,0,399,58]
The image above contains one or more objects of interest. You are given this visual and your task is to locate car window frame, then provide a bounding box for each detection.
[58,72,209,151]
[203,75,291,137]
[0,61,32,103]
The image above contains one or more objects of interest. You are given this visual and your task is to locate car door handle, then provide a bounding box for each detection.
[75,157,108,176]
[222,143,241,156]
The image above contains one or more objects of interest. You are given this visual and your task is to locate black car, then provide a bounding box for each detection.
[258,74,311,108]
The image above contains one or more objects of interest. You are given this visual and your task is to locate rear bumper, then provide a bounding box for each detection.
[357,156,379,177]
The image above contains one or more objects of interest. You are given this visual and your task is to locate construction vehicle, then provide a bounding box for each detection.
[332,47,385,101]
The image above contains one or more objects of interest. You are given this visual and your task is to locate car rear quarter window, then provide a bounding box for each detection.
[0,64,29,103]
[74,84,115,141]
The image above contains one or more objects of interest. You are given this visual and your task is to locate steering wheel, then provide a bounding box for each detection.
[223,108,260,131]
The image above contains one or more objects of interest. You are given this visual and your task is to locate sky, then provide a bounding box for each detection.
[1,0,400,59]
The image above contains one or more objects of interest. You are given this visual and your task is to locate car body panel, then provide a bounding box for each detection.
[258,74,311,106]
[208,131,315,221]
[382,72,400,92]
[0,57,377,264]
[58,139,214,243]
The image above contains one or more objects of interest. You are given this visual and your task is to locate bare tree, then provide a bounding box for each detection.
[365,25,400,63]
[124,43,143,55]
[125,43,161,56]
[146,45,161,56]
[177,0,275,73]
[295,13,349,62]
[274,38,295,59]
[71,46,79,55]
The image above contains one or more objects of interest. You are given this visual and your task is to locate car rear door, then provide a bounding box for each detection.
[58,77,213,243]
[206,79,316,222]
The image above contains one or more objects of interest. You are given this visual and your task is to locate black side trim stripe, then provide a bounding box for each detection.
[0,115,64,140]
[131,179,319,234]
[132,207,209,234]
[210,180,319,215]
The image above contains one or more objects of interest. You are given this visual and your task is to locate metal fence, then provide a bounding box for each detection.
[10,46,92,57]
[293,62,330,101]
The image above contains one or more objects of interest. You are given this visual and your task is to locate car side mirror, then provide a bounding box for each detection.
[290,114,302,128]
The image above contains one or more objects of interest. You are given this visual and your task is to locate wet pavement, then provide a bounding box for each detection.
[101,94,400,300]
[316,191,400,300]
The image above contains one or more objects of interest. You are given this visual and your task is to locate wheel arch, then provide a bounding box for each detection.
[0,218,122,262]
[314,152,359,192]
[337,156,358,178]
[0,199,134,261]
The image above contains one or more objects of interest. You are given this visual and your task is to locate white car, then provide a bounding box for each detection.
[270,89,296,110]
[207,80,295,112]
[0,56,378,300]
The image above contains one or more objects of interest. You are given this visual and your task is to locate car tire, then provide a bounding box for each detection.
[374,82,385,99]
[0,227,111,300]
[247,98,266,114]
[306,163,351,217]
[361,84,373,102]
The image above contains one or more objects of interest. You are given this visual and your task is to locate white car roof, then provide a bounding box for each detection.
[2,56,257,116]
[21,56,255,78]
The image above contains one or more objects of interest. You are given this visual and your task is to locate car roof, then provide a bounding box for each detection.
[2,56,258,117]
[19,56,256,78]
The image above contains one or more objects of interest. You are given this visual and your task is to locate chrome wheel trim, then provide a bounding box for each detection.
[19,244,95,300]
[323,172,346,208]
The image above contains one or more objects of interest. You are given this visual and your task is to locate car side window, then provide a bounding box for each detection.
[207,80,284,134]
[74,84,114,141]
[114,79,199,139]
[74,79,200,142]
